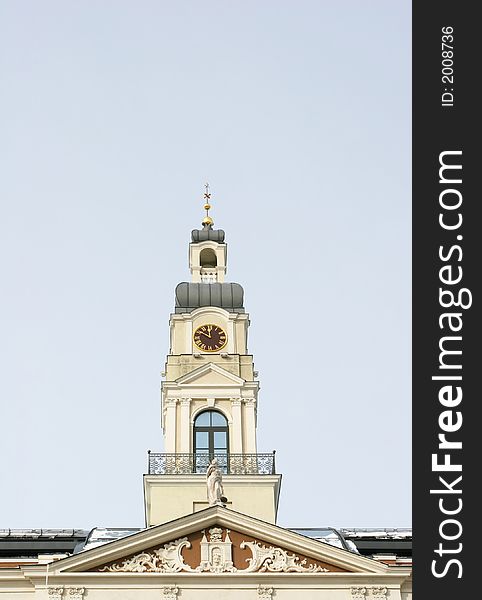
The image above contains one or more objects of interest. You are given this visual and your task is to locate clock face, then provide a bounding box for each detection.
[193,324,227,352]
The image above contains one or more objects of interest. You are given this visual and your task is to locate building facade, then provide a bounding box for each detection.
[0,190,411,598]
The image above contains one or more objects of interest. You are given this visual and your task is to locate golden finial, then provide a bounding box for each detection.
[202,182,214,227]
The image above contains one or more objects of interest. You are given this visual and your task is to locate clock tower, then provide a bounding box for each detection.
[144,187,281,526]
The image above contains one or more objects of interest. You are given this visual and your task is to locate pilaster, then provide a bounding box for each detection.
[244,398,257,453]
[231,397,243,453]
[179,398,192,452]
[164,398,178,453]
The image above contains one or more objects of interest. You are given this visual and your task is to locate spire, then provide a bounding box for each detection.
[202,182,214,228]
[191,184,225,243]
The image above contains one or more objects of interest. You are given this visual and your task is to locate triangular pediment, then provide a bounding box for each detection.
[47,507,388,575]
[175,363,245,386]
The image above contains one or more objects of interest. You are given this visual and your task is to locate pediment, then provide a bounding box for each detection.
[92,527,341,574]
[48,507,388,575]
[175,363,245,386]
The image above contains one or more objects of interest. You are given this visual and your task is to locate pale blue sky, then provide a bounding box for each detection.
[0,1,411,529]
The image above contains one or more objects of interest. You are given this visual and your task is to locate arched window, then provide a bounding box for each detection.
[193,410,228,473]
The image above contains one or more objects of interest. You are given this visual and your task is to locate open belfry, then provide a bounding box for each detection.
[0,188,412,599]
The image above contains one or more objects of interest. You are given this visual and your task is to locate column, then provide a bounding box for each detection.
[231,398,243,453]
[244,398,257,453]
[179,398,192,453]
[164,398,178,453]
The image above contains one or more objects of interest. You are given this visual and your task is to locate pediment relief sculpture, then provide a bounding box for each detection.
[97,527,333,574]
[100,537,191,573]
[240,540,327,573]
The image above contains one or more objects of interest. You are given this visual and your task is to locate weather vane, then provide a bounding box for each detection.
[202,182,214,227]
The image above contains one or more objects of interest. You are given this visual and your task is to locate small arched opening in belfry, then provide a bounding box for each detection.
[200,248,217,268]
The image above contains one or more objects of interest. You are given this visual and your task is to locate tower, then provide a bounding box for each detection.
[144,187,281,526]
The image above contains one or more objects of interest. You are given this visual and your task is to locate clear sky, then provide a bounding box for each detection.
[0,1,411,529]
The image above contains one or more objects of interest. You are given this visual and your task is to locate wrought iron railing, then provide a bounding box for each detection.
[147,451,276,475]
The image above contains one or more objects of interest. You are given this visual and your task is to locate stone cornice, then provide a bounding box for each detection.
[162,381,259,393]
[19,570,412,590]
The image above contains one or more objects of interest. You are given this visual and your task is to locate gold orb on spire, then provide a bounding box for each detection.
[202,182,214,227]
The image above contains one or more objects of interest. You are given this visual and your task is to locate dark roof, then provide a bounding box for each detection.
[175,282,244,313]
[0,526,412,566]
[0,529,89,558]
[191,226,225,243]
[292,527,412,562]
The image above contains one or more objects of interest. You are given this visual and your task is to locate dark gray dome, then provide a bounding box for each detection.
[191,226,225,243]
[175,282,244,313]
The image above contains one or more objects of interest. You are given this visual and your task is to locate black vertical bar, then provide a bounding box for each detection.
[413,1,479,597]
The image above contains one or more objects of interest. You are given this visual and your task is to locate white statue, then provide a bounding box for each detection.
[206,458,225,506]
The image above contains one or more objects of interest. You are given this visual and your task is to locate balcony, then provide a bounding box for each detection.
[147,451,276,475]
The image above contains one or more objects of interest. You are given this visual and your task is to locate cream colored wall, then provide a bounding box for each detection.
[164,354,255,382]
[234,319,248,354]
[401,580,412,599]
[144,474,281,527]
[169,308,249,356]
[0,583,33,600]
[190,398,232,422]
